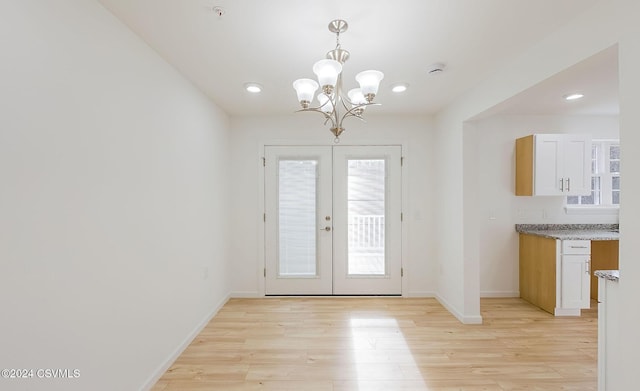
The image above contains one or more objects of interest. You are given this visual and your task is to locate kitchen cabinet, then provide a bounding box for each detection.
[515,134,591,196]
[519,234,556,314]
[560,240,591,310]
[590,240,619,300]
[519,234,591,316]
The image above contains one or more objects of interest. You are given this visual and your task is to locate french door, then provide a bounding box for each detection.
[264,145,402,295]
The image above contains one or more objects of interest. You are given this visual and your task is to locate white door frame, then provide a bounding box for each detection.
[256,141,410,297]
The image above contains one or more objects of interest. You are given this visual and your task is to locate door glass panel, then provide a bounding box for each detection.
[278,160,317,276]
[347,159,385,275]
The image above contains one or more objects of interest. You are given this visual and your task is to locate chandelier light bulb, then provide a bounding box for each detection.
[348,88,367,106]
[317,94,334,114]
[355,70,384,102]
[293,78,319,108]
[313,59,343,94]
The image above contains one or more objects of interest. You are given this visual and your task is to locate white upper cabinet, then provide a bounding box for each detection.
[516,134,592,196]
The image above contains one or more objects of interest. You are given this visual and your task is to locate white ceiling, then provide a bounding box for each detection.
[479,45,619,118]
[97,0,617,118]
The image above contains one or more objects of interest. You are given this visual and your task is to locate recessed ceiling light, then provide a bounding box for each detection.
[244,82,262,93]
[391,83,409,93]
[564,93,584,101]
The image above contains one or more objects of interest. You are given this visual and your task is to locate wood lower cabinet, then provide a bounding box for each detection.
[591,240,619,300]
[519,234,557,314]
[519,233,593,316]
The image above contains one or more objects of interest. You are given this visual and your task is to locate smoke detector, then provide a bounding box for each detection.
[211,6,225,17]
[426,63,446,75]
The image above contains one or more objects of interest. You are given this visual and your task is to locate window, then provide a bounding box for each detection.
[567,140,620,207]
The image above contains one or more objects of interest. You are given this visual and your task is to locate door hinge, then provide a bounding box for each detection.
[401,156,404,166]
[401,212,404,222]
[263,213,266,222]
[401,267,404,277]
[264,268,266,277]
[262,157,266,167]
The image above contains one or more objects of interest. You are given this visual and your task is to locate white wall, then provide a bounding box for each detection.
[468,115,619,297]
[228,115,437,298]
[0,1,230,390]
[611,0,640,388]
[433,114,469,321]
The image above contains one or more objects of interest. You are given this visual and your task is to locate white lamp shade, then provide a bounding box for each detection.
[313,59,342,89]
[317,94,334,113]
[355,70,384,96]
[292,78,319,103]
[347,88,367,106]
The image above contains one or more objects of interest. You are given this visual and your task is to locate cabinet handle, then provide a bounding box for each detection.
[570,245,589,249]
[560,178,565,192]
[567,178,570,192]
[586,260,590,274]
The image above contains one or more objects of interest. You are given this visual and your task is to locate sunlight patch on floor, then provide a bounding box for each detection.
[349,317,426,390]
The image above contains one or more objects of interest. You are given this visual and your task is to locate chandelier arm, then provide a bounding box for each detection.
[340,102,381,119]
[332,105,341,130]
[339,94,352,112]
[344,113,366,123]
[295,107,338,128]
[340,111,363,124]
[332,75,344,129]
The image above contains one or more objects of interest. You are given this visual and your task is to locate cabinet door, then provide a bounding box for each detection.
[533,134,591,196]
[534,134,563,195]
[563,135,592,196]
[561,254,591,309]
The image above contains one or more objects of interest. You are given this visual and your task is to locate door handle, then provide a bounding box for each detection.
[586,259,590,274]
[321,226,331,231]
[560,178,565,191]
[567,178,571,192]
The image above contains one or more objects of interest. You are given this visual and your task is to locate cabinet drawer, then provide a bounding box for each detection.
[562,240,591,254]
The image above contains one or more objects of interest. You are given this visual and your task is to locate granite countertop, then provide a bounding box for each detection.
[595,270,619,282]
[515,224,620,240]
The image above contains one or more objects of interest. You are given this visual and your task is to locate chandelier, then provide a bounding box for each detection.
[292,19,384,143]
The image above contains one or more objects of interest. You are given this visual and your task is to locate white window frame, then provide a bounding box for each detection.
[565,139,620,215]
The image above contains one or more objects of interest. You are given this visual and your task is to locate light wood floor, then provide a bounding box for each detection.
[151,298,597,390]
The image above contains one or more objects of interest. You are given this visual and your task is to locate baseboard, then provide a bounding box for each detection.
[140,292,231,391]
[230,291,437,298]
[230,290,262,298]
[554,307,581,316]
[480,291,520,298]
[404,291,437,298]
[435,293,483,325]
